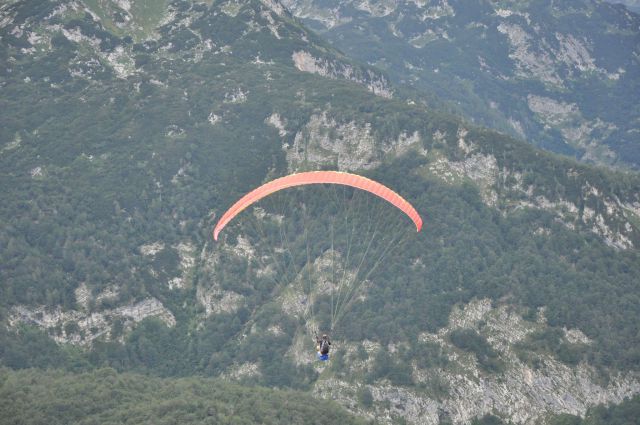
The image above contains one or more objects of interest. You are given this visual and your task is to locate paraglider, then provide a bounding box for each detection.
[315,333,331,361]
[213,171,423,360]
[213,171,422,241]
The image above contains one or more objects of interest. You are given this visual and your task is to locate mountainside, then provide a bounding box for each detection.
[1,1,640,424]
[604,0,640,13]
[280,0,640,169]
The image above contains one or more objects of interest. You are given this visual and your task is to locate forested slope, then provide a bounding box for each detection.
[0,368,371,425]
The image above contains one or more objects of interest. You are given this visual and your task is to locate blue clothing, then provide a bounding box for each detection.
[317,352,329,361]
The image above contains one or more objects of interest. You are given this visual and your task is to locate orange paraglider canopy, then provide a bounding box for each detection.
[213,171,422,240]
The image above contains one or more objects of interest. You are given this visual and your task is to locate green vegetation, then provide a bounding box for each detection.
[82,0,169,40]
[0,368,373,425]
[449,329,504,373]
[549,395,640,425]
[358,387,374,408]
[471,415,508,425]
[515,329,587,368]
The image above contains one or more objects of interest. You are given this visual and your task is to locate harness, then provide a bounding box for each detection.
[320,339,329,355]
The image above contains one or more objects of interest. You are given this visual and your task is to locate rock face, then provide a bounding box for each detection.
[284,112,380,171]
[313,299,640,424]
[292,51,393,98]
[527,95,617,164]
[9,297,176,346]
[196,249,246,317]
[423,130,639,249]
[283,112,425,172]
[197,284,245,317]
[140,241,196,290]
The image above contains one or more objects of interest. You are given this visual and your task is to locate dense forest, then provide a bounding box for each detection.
[0,368,372,425]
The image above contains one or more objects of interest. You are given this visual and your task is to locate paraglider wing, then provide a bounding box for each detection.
[213,171,422,240]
